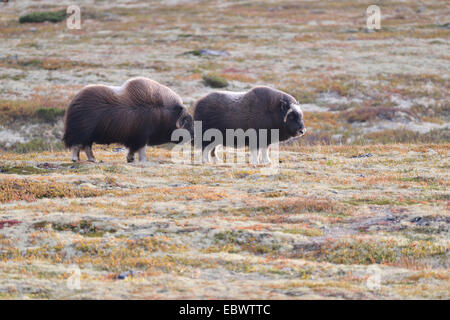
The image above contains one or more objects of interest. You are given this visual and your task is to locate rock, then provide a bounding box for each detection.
[352,153,374,159]
[116,272,128,280]
[198,49,229,56]
[385,216,399,222]
[116,270,135,280]
[437,23,450,29]
[185,49,229,57]
[410,217,430,226]
[416,6,425,13]
[37,162,59,169]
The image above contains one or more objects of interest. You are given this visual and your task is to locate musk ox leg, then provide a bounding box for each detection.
[202,147,211,163]
[249,148,259,165]
[71,145,82,162]
[126,149,135,163]
[259,147,271,164]
[137,146,148,163]
[210,147,223,164]
[84,146,97,162]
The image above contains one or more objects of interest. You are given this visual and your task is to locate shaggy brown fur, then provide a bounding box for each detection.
[63,77,193,162]
[193,86,306,164]
[193,86,306,150]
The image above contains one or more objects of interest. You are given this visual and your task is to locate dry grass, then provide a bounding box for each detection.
[0,143,448,299]
[0,178,105,203]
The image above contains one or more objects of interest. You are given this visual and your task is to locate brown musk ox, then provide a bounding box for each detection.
[63,77,193,163]
[193,86,306,164]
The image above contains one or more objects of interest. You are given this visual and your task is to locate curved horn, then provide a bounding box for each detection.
[283,108,293,123]
[176,116,184,128]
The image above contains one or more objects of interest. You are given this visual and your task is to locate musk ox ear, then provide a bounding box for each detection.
[280,99,292,123]
[174,105,187,129]
[280,98,290,112]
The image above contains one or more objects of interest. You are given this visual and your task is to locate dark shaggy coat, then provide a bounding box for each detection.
[193,86,306,149]
[63,77,193,153]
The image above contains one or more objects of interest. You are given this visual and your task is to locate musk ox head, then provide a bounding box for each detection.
[280,98,306,137]
[172,104,194,138]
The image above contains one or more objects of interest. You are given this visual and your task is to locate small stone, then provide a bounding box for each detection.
[117,272,128,280]
[116,270,135,280]
[352,153,374,159]
[112,147,126,153]
[411,217,422,223]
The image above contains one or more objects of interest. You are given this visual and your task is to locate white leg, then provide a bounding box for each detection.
[202,148,211,163]
[84,146,96,162]
[249,148,259,165]
[138,146,148,163]
[211,147,223,164]
[260,146,271,164]
[71,145,81,162]
[126,149,135,163]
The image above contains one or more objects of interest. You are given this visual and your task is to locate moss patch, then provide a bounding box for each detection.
[19,10,67,24]
[34,108,65,123]
[202,73,229,88]
[10,139,64,154]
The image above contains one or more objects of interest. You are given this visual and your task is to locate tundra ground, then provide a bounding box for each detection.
[0,0,448,299]
[0,144,448,299]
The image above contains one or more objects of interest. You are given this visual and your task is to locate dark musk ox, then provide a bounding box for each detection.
[193,86,306,164]
[63,77,193,163]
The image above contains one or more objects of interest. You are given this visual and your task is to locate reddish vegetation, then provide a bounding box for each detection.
[0,219,21,229]
[342,107,417,123]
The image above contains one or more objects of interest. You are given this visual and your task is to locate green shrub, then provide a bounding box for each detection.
[35,107,65,123]
[19,10,67,24]
[202,73,229,88]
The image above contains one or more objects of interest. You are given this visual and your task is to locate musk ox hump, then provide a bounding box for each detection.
[116,77,183,109]
[247,86,297,109]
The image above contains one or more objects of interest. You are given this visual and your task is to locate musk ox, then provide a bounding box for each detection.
[193,86,306,164]
[63,77,193,163]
